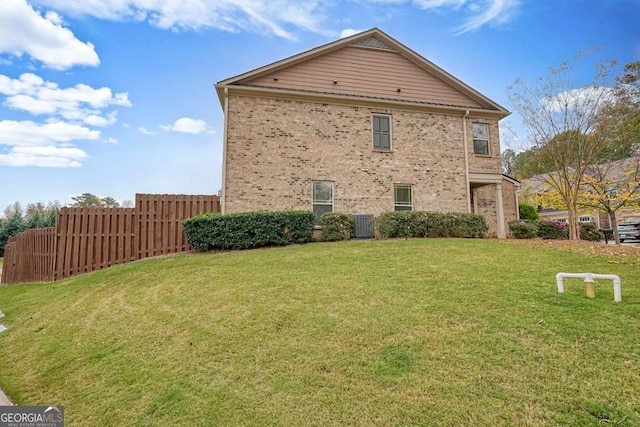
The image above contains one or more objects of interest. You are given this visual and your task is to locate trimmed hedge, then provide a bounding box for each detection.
[319,212,354,241]
[183,210,315,252]
[580,222,604,242]
[508,219,604,242]
[508,220,538,239]
[537,220,567,239]
[374,211,488,239]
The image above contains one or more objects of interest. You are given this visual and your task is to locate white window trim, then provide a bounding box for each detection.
[394,184,413,211]
[312,180,334,214]
[372,113,392,152]
[472,123,490,156]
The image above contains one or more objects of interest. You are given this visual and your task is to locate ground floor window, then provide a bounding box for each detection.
[313,181,333,219]
[394,184,413,211]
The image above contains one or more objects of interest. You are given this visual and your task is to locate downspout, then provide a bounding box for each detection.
[462,110,471,213]
[221,87,229,214]
[515,188,523,220]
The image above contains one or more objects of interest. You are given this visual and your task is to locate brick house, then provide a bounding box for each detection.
[215,28,519,237]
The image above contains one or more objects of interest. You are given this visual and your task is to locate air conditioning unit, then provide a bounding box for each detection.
[352,214,374,239]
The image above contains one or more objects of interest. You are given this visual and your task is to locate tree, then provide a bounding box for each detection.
[502,148,517,176]
[70,193,104,207]
[0,211,25,257]
[581,157,640,244]
[3,201,22,219]
[25,202,46,218]
[0,200,61,256]
[102,197,120,207]
[508,55,637,240]
[70,193,128,208]
[534,157,640,244]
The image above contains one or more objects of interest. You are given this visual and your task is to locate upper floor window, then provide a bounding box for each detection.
[373,114,391,151]
[394,184,413,211]
[473,123,489,156]
[312,181,333,220]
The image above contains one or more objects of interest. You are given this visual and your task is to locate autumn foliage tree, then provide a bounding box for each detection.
[508,56,640,240]
[580,157,640,243]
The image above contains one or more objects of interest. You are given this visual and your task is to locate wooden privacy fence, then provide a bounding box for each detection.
[2,228,55,284]
[1,194,219,285]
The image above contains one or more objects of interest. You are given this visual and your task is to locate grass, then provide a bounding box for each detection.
[0,239,639,426]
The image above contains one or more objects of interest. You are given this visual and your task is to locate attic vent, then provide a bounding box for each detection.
[352,36,396,51]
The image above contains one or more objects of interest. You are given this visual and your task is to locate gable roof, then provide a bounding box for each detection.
[521,156,640,194]
[502,174,522,186]
[215,28,509,117]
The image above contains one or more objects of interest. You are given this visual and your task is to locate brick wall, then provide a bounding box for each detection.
[467,117,502,174]
[474,179,519,237]
[225,95,477,216]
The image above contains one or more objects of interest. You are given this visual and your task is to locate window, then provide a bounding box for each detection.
[579,216,592,223]
[312,181,333,219]
[372,114,391,151]
[394,184,413,211]
[472,123,489,155]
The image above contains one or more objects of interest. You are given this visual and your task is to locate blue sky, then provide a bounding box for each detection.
[0,0,638,211]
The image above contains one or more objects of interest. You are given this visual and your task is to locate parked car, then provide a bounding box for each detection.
[617,222,640,242]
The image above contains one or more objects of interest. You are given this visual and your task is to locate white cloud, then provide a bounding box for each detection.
[32,0,331,39]
[0,120,98,167]
[161,117,214,134]
[414,0,466,8]
[0,120,99,146]
[0,149,85,167]
[0,0,99,69]
[138,126,157,135]
[369,0,519,34]
[452,0,519,34]
[84,111,118,127]
[542,86,615,114]
[106,137,118,144]
[0,73,130,125]
[340,28,366,38]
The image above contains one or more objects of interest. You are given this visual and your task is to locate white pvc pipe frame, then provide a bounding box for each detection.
[556,272,622,302]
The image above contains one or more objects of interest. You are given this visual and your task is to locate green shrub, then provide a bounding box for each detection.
[0,214,27,257]
[374,211,427,239]
[24,210,56,229]
[183,210,315,252]
[579,221,604,242]
[508,220,538,239]
[319,213,354,241]
[537,220,567,239]
[374,211,487,239]
[518,203,539,220]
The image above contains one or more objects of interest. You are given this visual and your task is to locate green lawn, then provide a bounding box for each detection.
[0,239,639,426]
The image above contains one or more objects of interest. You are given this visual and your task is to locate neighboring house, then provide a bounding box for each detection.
[536,209,640,229]
[521,156,640,228]
[215,28,518,238]
[537,208,601,227]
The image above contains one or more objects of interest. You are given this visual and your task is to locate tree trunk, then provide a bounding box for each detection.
[567,207,580,240]
[610,211,620,245]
